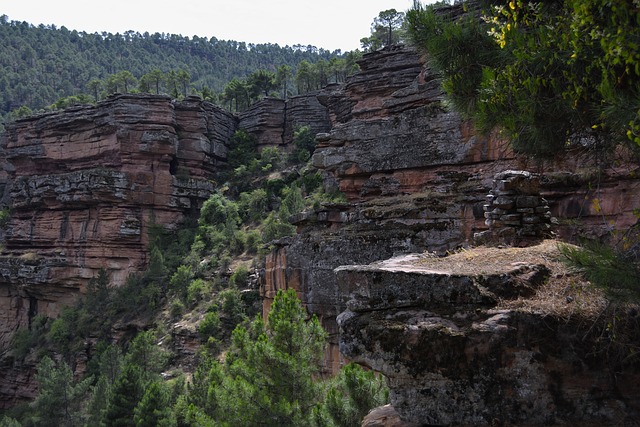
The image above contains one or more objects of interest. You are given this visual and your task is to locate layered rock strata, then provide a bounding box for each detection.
[262,45,640,379]
[337,243,640,425]
[0,94,236,407]
[263,45,517,373]
[238,93,330,149]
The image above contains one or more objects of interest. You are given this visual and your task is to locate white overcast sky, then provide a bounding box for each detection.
[1,0,424,52]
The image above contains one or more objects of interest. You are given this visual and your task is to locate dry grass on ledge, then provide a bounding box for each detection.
[414,239,609,319]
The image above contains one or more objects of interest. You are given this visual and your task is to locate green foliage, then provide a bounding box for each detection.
[133,381,175,427]
[198,312,221,340]
[86,375,111,427]
[247,69,277,98]
[290,125,317,163]
[169,298,185,319]
[10,314,49,361]
[405,0,640,157]
[125,331,169,377]
[199,193,240,229]
[405,3,503,118]
[0,18,342,120]
[105,363,146,427]
[187,279,210,306]
[97,344,124,385]
[205,289,327,426]
[47,306,89,362]
[50,93,93,110]
[0,416,21,427]
[227,130,258,170]
[323,363,389,427]
[238,188,269,223]
[560,240,640,302]
[28,356,92,427]
[361,9,406,52]
[169,264,193,301]
[218,288,246,326]
[228,265,250,288]
[4,105,33,123]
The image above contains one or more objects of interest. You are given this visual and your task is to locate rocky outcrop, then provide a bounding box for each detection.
[238,93,331,149]
[0,94,236,407]
[337,243,640,425]
[262,45,517,373]
[283,92,331,144]
[262,45,640,380]
[312,45,512,201]
[238,98,285,148]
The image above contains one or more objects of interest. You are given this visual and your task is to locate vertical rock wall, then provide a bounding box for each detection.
[262,45,519,373]
[0,94,236,406]
[261,44,640,378]
[238,93,331,149]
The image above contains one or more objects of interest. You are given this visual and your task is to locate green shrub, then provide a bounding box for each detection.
[238,188,268,223]
[219,288,245,325]
[290,125,316,163]
[198,312,221,339]
[187,279,210,306]
[170,264,193,300]
[11,314,49,360]
[229,265,250,288]
[170,298,185,319]
[560,240,640,302]
[0,208,10,227]
[244,229,263,254]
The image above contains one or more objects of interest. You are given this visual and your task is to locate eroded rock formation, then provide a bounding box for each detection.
[337,243,640,425]
[238,92,330,149]
[263,45,518,373]
[0,94,235,406]
[261,44,640,423]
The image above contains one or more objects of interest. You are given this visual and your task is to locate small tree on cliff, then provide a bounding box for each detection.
[205,289,328,426]
[29,356,93,427]
[361,9,405,51]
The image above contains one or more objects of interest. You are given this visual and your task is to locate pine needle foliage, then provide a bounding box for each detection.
[560,240,640,302]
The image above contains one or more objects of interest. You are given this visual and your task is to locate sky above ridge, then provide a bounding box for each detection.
[1,0,427,52]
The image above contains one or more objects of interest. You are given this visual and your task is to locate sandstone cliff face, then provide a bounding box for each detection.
[263,45,518,373]
[261,45,640,422]
[0,94,235,407]
[336,244,640,425]
[238,93,330,149]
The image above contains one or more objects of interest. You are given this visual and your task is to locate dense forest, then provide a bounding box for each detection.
[0,14,361,125]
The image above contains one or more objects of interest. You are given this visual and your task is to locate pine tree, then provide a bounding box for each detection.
[29,356,92,427]
[206,289,328,426]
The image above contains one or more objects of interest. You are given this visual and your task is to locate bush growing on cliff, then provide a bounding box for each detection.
[405,0,640,157]
[560,237,640,302]
[315,363,389,427]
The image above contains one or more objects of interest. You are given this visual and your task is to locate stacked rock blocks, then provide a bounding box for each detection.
[482,170,554,245]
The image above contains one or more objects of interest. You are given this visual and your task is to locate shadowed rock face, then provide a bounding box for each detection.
[0,94,236,407]
[238,93,331,149]
[262,45,518,373]
[336,248,640,425]
[261,44,640,424]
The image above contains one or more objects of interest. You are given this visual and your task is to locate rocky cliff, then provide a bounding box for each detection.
[337,241,640,425]
[0,43,638,422]
[238,92,330,149]
[0,94,236,406]
[263,45,519,372]
[261,44,640,423]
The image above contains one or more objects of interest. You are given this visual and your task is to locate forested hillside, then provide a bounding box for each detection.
[0,15,353,124]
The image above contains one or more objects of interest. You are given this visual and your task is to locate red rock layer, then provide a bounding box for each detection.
[0,94,236,407]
